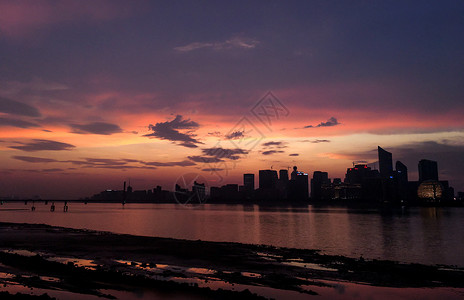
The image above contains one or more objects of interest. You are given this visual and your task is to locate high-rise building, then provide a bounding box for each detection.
[192,181,206,201]
[311,171,329,200]
[396,161,408,182]
[288,166,309,200]
[259,170,278,189]
[395,161,409,201]
[378,146,393,177]
[345,164,379,184]
[243,173,255,192]
[279,169,289,181]
[418,159,438,182]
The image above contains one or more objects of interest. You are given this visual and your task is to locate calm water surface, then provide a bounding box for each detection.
[0,202,463,267]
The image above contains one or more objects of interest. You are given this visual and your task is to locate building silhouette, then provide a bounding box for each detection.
[259,170,278,189]
[86,145,460,206]
[288,166,309,200]
[243,174,255,192]
[279,169,289,181]
[311,171,329,200]
[378,146,393,178]
[396,161,409,201]
[276,169,289,199]
[192,181,206,201]
[210,184,239,202]
[396,161,408,182]
[418,159,438,182]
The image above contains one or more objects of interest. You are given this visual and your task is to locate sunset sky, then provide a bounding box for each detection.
[1,0,463,199]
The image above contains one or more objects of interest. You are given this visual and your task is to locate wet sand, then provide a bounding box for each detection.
[0,222,463,299]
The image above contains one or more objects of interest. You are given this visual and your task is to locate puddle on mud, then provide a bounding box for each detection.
[48,257,98,270]
[282,261,338,272]
[2,250,464,300]
[1,249,42,257]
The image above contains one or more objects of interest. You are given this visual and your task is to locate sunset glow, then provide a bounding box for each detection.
[1,1,463,199]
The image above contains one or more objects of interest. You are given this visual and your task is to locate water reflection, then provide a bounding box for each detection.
[0,202,463,266]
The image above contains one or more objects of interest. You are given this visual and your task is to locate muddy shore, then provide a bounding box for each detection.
[0,222,463,299]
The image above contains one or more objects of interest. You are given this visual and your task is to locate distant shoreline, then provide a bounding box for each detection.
[2,198,463,208]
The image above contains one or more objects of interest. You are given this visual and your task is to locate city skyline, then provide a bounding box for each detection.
[88,145,458,205]
[1,1,464,199]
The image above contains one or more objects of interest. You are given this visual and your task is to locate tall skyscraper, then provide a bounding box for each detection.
[396,161,409,201]
[311,171,329,200]
[259,170,278,189]
[418,159,438,182]
[279,169,289,181]
[289,166,309,200]
[395,161,408,182]
[378,146,393,177]
[243,173,255,192]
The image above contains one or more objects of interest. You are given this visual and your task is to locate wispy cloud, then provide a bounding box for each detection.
[0,97,40,117]
[188,156,224,163]
[187,147,249,165]
[12,156,59,163]
[144,115,202,148]
[12,155,197,170]
[202,168,224,172]
[208,131,222,137]
[9,139,75,152]
[261,141,287,155]
[202,147,248,160]
[304,117,340,128]
[300,139,331,143]
[143,160,195,167]
[225,130,245,140]
[0,117,40,128]
[175,36,259,52]
[262,141,287,148]
[262,150,285,155]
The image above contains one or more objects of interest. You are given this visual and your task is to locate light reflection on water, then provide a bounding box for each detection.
[1,202,463,266]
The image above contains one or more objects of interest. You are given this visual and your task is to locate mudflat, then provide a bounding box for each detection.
[0,222,463,299]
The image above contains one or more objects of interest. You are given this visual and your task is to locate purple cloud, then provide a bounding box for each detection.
[10,140,75,152]
[305,117,340,128]
[225,130,245,140]
[0,117,39,128]
[262,150,285,155]
[144,115,202,148]
[12,156,59,163]
[0,97,40,117]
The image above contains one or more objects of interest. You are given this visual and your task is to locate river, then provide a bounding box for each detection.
[0,202,462,267]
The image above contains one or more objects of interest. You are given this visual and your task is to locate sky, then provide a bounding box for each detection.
[1,0,463,199]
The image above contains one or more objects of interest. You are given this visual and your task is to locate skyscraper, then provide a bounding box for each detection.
[288,166,309,200]
[279,169,289,181]
[418,159,438,182]
[396,161,408,182]
[243,173,255,192]
[311,171,329,200]
[378,146,393,177]
[259,170,278,189]
[396,161,409,201]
